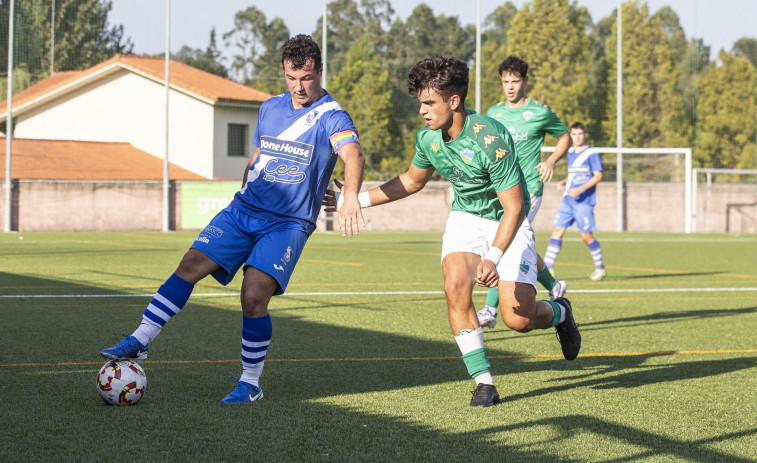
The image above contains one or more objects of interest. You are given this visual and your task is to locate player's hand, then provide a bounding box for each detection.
[330,179,366,238]
[475,259,499,288]
[322,188,338,212]
[535,160,555,183]
[568,187,582,198]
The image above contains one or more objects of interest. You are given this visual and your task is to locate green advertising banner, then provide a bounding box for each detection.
[181,182,240,229]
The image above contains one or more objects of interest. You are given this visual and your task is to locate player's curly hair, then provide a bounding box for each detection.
[407,52,468,104]
[498,56,528,78]
[281,34,322,71]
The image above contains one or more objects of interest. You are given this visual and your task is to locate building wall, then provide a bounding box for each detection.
[12,69,216,178]
[3,180,755,233]
[212,104,261,179]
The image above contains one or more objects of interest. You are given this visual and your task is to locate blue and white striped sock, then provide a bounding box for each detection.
[239,314,272,387]
[132,273,194,345]
[543,238,562,270]
[587,239,605,269]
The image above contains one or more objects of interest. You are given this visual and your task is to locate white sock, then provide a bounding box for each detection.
[132,319,161,346]
[474,372,494,385]
[454,327,484,355]
[240,363,263,387]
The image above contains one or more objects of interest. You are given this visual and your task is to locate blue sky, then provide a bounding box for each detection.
[110,0,755,61]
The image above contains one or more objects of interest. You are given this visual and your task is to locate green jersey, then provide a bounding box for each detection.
[485,97,567,197]
[412,111,529,222]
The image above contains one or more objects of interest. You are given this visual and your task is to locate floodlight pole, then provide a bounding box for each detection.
[50,0,55,75]
[322,0,327,90]
[162,0,170,232]
[616,0,624,232]
[475,0,481,113]
[4,0,15,233]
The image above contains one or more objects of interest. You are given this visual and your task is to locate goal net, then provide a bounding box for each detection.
[543,147,693,233]
[692,168,757,233]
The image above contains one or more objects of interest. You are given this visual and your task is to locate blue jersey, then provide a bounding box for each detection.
[565,145,603,205]
[230,91,357,233]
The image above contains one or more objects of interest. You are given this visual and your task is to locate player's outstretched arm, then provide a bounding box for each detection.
[535,132,571,183]
[475,184,525,288]
[337,143,366,237]
[324,164,435,212]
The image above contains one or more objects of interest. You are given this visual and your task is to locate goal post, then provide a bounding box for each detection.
[542,147,693,233]
[691,168,757,233]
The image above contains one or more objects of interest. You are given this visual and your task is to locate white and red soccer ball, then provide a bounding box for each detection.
[96,359,146,406]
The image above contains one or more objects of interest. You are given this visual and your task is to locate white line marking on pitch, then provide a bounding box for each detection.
[1,288,756,299]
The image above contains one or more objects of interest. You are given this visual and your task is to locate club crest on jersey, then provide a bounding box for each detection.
[306,110,319,125]
[459,149,474,165]
[523,111,534,121]
[519,260,530,275]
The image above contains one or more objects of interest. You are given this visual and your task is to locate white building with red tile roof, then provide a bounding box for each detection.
[0,55,272,180]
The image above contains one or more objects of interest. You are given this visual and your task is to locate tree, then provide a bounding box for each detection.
[0,0,132,91]
[696,52,756,170]
[473,2,518,112]
[651,6,709,148]
[48,0,133,72]
[602,1,685,148]
[249,17,289,95]
[174,28,228,78]
[733,37,757,68]
[223,6,267,83]
[313,0,393,75]
[506,0,594,138]
[328,37,401,179]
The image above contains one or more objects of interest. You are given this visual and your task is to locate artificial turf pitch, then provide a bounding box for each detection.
[1,231,755,461]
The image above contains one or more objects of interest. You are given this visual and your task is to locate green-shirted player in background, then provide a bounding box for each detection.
[477,56,571,329]
[326,53,580,407]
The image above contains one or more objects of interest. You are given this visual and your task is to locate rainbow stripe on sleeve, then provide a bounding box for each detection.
[330,130,360,153]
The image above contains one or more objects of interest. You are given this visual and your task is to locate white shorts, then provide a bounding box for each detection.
[527,194,542,223]
[441,211,538,289]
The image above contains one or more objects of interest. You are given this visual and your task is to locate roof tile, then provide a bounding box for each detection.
[0,138,209,180]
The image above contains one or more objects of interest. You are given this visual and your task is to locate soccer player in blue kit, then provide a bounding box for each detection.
[544,122,606,280]
[101,34,366,403]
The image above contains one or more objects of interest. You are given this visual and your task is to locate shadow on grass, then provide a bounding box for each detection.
[486,415,757,463]
[581,306,757,331]
[620,271,727,280]
[1,271,754,462]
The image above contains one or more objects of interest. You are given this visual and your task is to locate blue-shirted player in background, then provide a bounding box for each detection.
[544,122,606,280]
[101,34,366,403]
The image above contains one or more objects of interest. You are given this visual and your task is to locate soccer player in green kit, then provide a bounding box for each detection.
[326,53,580,407]
[477,56,571,329]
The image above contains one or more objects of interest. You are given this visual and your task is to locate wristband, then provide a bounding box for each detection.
[335,191,371,210]
[483,247,504,266]
[358,191,372,208]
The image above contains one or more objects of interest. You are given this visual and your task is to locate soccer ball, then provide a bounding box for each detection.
[96,359,146,406]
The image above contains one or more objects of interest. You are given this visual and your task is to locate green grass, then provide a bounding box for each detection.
[1,231,756,462]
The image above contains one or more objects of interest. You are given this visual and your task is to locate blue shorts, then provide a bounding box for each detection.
[191,207,309,295]
[553,199,597,232]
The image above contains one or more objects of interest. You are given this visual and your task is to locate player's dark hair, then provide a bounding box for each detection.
[570,122,585,131]
[498,55,528,79]
[407,52,469,104]
[281,34,322,71]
